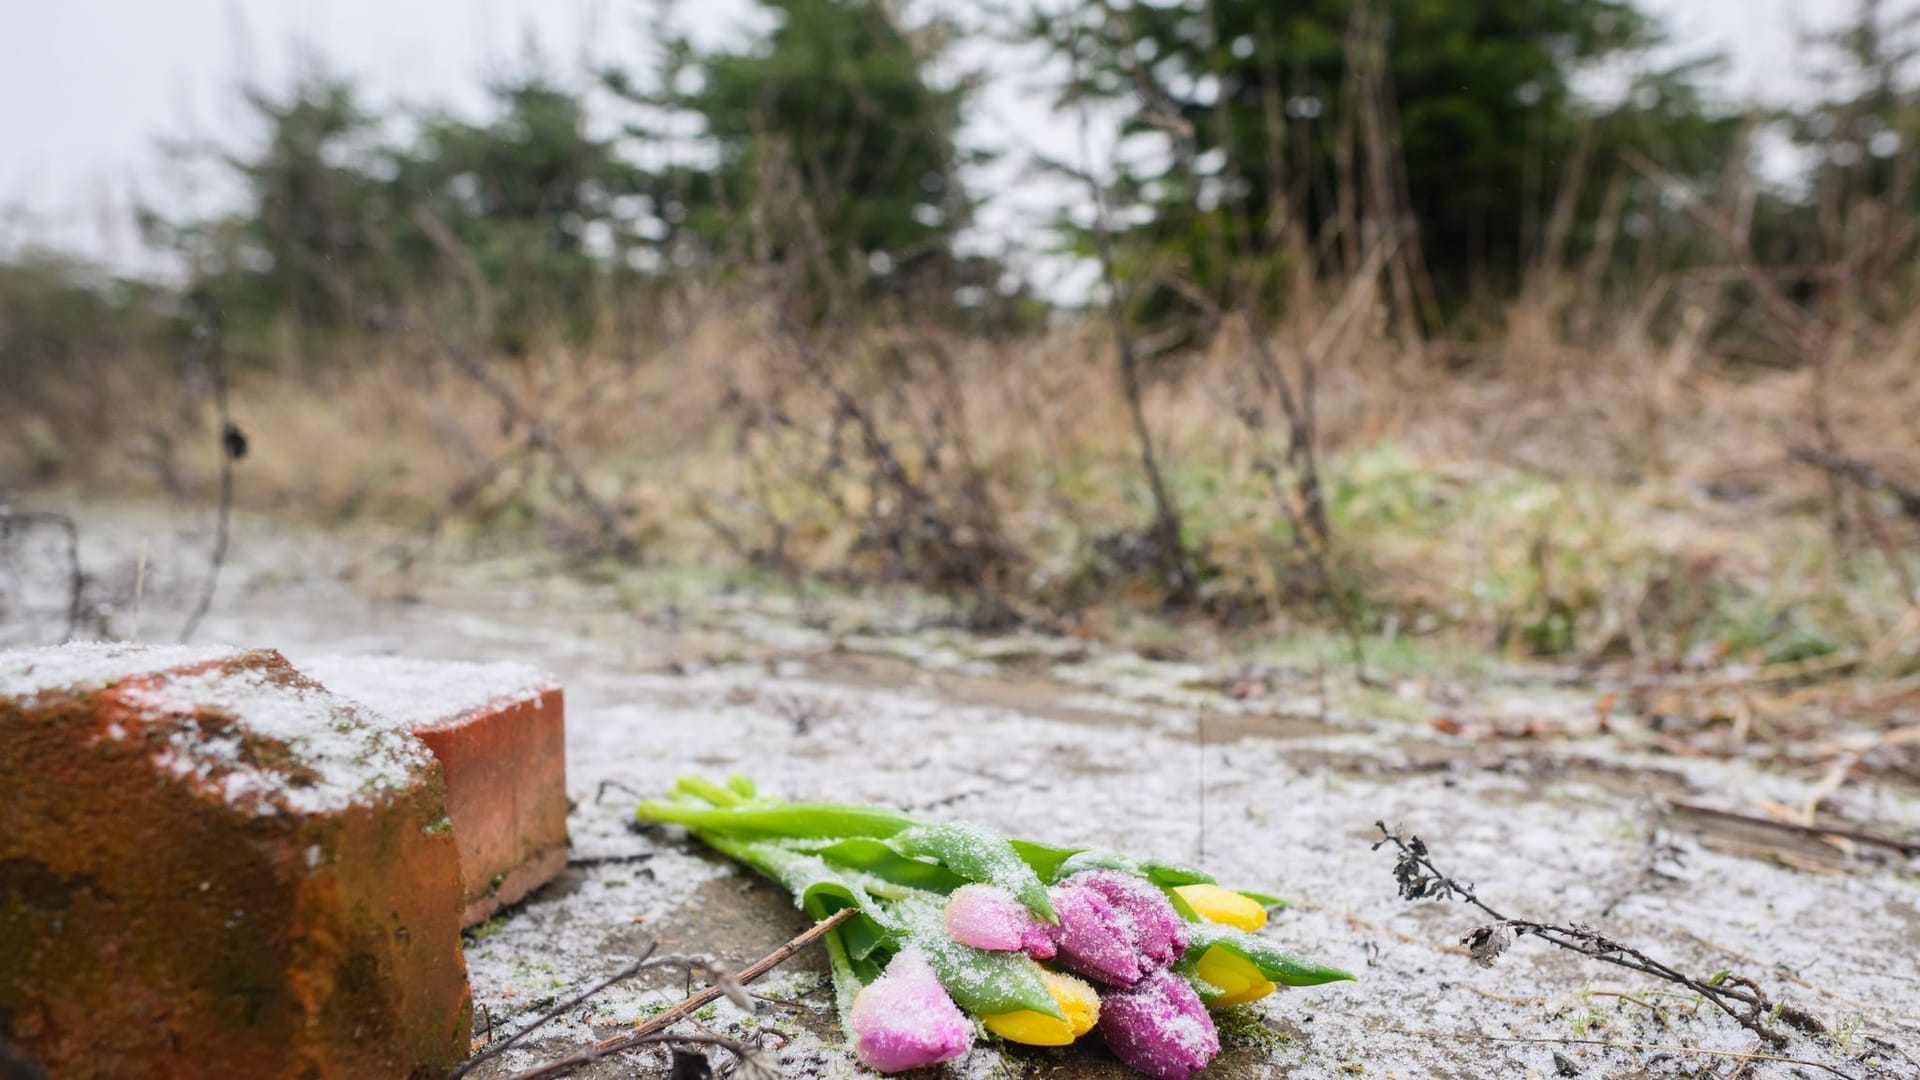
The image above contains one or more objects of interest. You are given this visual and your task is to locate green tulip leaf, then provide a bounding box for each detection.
[813,838,970,894]
[673,774,745,807]
[1008,838,1084,881]
[896,822,1055,922]
[701,833,895,960]
[1181,924,1356,987]
[900,900,1063,1019]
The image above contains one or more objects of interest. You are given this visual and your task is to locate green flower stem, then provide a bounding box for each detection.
[637,798,919,839]
[821,924,864,1025]
[674,774,744,807]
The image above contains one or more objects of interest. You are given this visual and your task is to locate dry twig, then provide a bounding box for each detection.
[1790,445,1920,524]
[1665,799,1920,858]
[1374,823,1824,1046]
[501,908,853,1080]
[180,311,243,644]
[450,943,662,1079]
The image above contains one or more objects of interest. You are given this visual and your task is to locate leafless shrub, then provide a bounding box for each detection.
[701,296,1026,624]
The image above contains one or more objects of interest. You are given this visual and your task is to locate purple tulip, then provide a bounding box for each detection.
[1063,869,1189,968]
[1048,883,1144,987]
[1097,969,1221,1080]
[848,948,973,1073]
[944,883,1057,958]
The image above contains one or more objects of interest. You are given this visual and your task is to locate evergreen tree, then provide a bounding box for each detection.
[617,0,978,311]
[1035,0,1735,327]
[405,75,646,351]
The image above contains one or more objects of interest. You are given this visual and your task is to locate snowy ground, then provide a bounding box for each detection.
[5,506,1918,1078]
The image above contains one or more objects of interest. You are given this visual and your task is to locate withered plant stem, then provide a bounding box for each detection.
[179,310,237,644]
[502,908,855,1080]
[1374,823,1825,1047]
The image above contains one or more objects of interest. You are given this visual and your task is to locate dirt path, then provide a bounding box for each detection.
[6,508,1918,1078]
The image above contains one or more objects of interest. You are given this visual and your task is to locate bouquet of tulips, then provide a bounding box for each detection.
[637,776,1354,1080]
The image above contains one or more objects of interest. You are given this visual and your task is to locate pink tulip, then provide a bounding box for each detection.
[943,883,1057,958]
[848,948,973,1072]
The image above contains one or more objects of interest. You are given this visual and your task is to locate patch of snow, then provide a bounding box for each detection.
[123,661,435,816]
[512,657,1920,1079]
[25,516,1906,1079]
[294,654,556,731]
[0,641,240,702]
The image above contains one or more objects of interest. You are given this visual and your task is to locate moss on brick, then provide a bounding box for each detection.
[0,648,471,1080]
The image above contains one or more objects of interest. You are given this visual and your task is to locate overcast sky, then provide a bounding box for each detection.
[0,0,1840,285]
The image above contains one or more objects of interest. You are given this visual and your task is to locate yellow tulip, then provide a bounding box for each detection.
[981,970,1101,1046]
[1173,884,1268,931]
[1193,944,1277,1007]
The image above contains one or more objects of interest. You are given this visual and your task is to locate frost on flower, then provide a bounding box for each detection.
[634,777,1355,1079]
[1097,969,1220,1080]
[982,969,1102,1047]
[945,883,1057,958]
[848,948,973,1073]
[1048,882,1145,987]
[1064,869,1189,968]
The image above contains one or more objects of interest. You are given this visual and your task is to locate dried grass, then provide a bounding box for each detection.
[8,282,1918,666]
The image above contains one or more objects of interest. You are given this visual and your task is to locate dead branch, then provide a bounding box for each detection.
[750,305,1022,605]
[406,204,637,560]
[417,330,636,559]
[1665,799,1920,858]
[1623,149,1828,359]
[1374,823,1824,1046]
[502,908,853,1080]
[1065,22,1195,602]
[180,311,243,644]
[449,942,662,1079]
[1790,446,1920,523]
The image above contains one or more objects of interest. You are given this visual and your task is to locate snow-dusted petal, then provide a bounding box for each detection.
[848,948,973,1073]
[1064,869,1188,968]
[1097,969,1220,1080]
[1049,883,1143,987]
[945,883,1057,957]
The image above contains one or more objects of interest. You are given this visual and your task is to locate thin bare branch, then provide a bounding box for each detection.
[502,908,854,1080]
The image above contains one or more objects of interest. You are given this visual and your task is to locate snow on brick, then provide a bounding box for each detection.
[293,654,556,731]
[122,661,438,817]
[298,653,569,927]
[0,644,471,1079]
[0,641,240,702]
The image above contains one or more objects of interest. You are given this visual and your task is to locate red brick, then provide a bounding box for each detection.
[299,656,568,927]
[0,644,471,1080]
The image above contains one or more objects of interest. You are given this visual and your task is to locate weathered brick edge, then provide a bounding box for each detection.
[413,687,570,927]
[0,650,471,1080]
